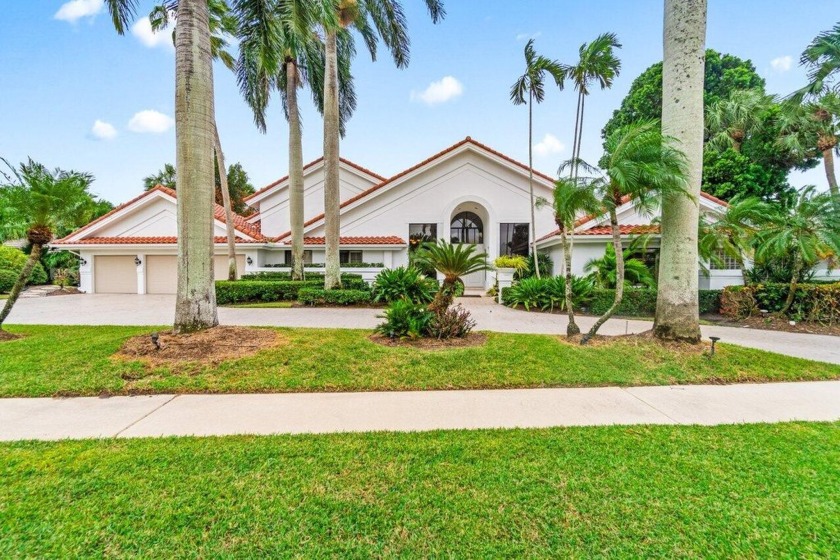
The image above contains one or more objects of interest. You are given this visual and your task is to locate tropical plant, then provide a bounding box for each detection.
[503,275,594,312]
[585,243,656,290]
[143,163,177,190]
[426,304,475,339]
[706,89,771,153]
[537,175,600,334]
[653,0,707,344]
[517,252,553,280]
[493,255,527,270]
[580,121,688,343]
[510,39,564,277]
[698,195,768,284]
[371,266,436,304]
[412,240,489,313]
[795,22,840,100]
[0,160,102,330]
[319,0,446,290]
[753,185,840,314]
[375,298,433,339]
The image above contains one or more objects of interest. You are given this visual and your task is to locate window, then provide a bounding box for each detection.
[450,212,484,244]
[710,250,740,270]
[340,250,363,265]
[283,250,312,265]
[409,223,437,250]
[499,223,530,256]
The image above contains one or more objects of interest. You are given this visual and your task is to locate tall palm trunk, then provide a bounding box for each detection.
[560,228,580,335]
[570,91,583,180]
[574,92,586,177]
[323,29,341,290]
[528,90,540,278]
[653,0,706,343]
[214,125,238,281]
[173,0,218,333]
[780,253,803,315]
[0,243,42,330]
[822,148,839,198]
[582,208,624,343]
[287,60,306,281]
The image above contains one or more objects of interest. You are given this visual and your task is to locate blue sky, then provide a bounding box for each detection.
[0,0,834,204]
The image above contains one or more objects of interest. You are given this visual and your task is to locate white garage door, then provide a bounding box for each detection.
[146,255,178,294]
[146,255,247,294]
[94,256,137,294]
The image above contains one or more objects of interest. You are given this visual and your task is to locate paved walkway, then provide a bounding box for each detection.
[6,294,840,364]
[1,381,838,441]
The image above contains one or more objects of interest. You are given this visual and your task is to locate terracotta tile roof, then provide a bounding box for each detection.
[577,225,661,236]
[275,137,555,241]
[56,236,265,245]
[55,184,266,244]
[244,157,386,202]
[288,236,406,246]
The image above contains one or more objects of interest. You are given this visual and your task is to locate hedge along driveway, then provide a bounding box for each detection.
[1,325,839,398]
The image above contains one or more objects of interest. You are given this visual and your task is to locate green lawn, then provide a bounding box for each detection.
[0,325,838,397]
[1,423,837,557]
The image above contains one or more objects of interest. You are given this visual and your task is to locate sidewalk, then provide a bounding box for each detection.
[2,380,838,441]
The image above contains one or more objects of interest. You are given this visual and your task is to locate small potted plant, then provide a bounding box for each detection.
[494,255,527,303]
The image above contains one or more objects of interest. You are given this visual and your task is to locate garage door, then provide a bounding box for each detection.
[146,255,178,294]
[94,256,137,294]
[146,255,247,294]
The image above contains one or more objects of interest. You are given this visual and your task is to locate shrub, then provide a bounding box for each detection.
[375,299,433,339]
[0,269,17,293]
[502,275,594,312]
[721,283,840,324]
[427,304,476,339]
[494,255,527,270]
[240,271,367,289]
[0,246,47,285]
[28,262,48,285]
[297,288,372,306]
[588,289,722,316]
[371,266,436,304]
[517,253,553,279]
[215,280,322,304]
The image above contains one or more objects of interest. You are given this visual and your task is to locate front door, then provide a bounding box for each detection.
[450,211,486,289]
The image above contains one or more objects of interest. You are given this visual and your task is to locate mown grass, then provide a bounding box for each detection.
[0,325,838,397]
[1,423,838,557]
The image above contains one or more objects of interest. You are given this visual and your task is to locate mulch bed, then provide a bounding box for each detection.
[369,332,487,350]
[45,287,82,296]
[558,330,711,355]
[116,326,284,366]
[704,314,840,336]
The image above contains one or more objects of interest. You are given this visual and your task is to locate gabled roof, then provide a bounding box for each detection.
[54,185,267,245]
[244,157,386,204]
[285,235,406,246]
[274,136,556,241]
[64,236,264,245]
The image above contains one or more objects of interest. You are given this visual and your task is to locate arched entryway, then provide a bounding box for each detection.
[449,203,488,288]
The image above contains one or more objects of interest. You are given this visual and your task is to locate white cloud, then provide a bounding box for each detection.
[771,55,793,73]
[533,133,565,157]
[128,110,174,134]
[90,119,117,140]
[410,76,463,106]
[516,31,542,41]
[131,16,173,49]
[54,0,103,23]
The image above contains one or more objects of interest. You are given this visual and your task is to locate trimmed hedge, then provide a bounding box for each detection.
[721,283,840,324]
[240,272,367,290]
[297,288,373,306]
[588,288,722,316]
[215,280,322,304]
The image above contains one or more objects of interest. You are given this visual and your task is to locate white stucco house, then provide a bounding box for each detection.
[55,135,832,294]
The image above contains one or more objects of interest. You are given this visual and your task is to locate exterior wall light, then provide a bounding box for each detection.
[246,256,253,265]
[135,257,142,266]
[79,258,88,266]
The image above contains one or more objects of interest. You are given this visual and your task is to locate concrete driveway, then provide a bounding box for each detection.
[5,294,840,364]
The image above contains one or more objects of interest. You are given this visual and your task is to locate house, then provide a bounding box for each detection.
[54,137,558,293]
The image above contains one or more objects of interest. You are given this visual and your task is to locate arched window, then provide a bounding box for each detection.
[450,211,484,244]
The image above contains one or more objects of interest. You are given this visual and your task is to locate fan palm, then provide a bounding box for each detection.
[753,186,840,314]
[536,176,600,335]
[413,240,489,313]
[794,22,840,100]
[706,89,771,153]
[581,121,688,343]
[235,0,356,281]
[318,0,446,290]
[584,243,655,289]
[698,196,768,285]
[510,39,565,277]
[0,160,100,330]
[563,32,621,182]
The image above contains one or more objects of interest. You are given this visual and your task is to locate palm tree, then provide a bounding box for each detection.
[581,121,688,343]
[0,161,99,331]
[778,93,840,198]
[706,89,771,153]
[413,240,489,313]
[584,243,656,289]
[143,163,177,190]
[795,22,840,100]
[536,176,599,335]
[754,186,840,314]
[235,0,356,281]
[654,0,707,343]
[510,39,565,278]
[563,33,622,182]
[698,196,768,285]
[319,0,446,290]
[151,0,241,280]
